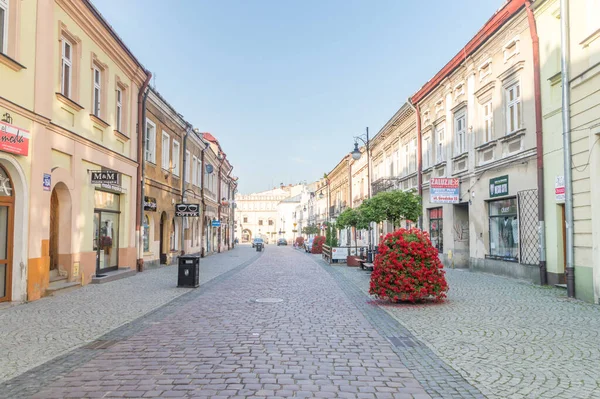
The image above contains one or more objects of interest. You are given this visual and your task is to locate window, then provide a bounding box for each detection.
[172,140,180,176]
[93,67,101,117]
[243,216,248,223]
[0,0,7,55]
[479,59,492,82]
[423,136,432,168]
[409,138,417,172]
[192,155,198,185]
[455,112,466,155]
[483,101,493,143]
[404,144,409,175]
[145,119,156,163]
[143,215,150,252]
[259,219,263,226]
[184,151,190,183]
[161,132,170,170]
[488,198,518,261]
[61,38,73,97]
[503,37,520,62]
[268,219,274,226]
[197,159,202,187]
[116,88,122,132]
[428,208,443,252]
[435,99,444,115]
[506,82,522,134]
[436,125,445,163]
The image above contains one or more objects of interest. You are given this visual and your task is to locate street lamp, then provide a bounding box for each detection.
[351,127,373,262]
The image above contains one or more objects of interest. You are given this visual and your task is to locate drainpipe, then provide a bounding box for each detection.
[136,72,152,272]
[180,124,191,256]
[408,99,422,229]
[560,0,575,297]
[525,0,548,286]
[200,139,208,257]
[217,155,226,253]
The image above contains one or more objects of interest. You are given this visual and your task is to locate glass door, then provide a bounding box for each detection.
[94,210,120,274]
[0,204,12,301]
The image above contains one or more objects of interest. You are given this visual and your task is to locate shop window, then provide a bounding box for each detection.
[428,208,443,253]
[488,198,518,261]
[143,215,150,252]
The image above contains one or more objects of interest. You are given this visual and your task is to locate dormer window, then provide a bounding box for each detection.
[503,36,520,62]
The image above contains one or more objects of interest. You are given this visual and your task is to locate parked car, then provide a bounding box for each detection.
[304,237,314,253]
[252,238,264,248]
[277,238,288,246]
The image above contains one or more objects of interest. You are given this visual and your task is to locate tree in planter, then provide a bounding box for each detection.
[302,224,320,237]
[337,208,362,256]
[324,222,338,247]
[369,228,448,302]
[367,190,422,230]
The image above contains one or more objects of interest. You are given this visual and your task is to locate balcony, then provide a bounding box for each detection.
[371,177,402,196]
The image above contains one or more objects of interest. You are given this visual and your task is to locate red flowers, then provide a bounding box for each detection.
[311,236,326,254]
[369,228,448,303]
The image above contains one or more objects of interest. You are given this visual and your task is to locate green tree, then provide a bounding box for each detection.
[360,190,422,229]
[325,222,338,247]
[337,208,361,253]
[302,224,320,236]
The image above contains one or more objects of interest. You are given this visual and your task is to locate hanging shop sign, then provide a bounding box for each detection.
[430,178,460,204]
[43,173,51,191]
[555,175,565,203]
[211,220,221,227]
[0,120,30,156]
[175,203,200,217]
[489,175,509,198]
[206,164,214,174]
[144,196,157,211]
[91,170,119,185]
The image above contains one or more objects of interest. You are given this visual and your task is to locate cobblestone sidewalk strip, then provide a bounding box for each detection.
[0,247,260,387]
[6,247,432,399]
[331,260,600,399]
[310,256,485,399]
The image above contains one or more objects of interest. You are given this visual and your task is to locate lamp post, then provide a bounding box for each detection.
[351,127,373,262]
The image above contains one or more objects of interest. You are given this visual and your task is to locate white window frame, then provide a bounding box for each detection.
[61,37,73,98]
[93,66,101,117]
[478,58,493,82]
[184,150,190,183]
[191,155,198,185]
[145,119,156,164]
[116,88,122,132]
[409,139,417,173]
[483,101,493,143]
[506,82,522,134]
[423,136,432,169]
[404,144,409,175]
[436,125,445,163]
[172,140,180,176]
[454,111,467,155]
[503,36,520,63]
[161,131,170,171]
[0,0,7,55]
[197,159,202,188]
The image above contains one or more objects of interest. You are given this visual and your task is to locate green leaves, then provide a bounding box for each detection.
[358,190,421,226]
[302,225,320,235]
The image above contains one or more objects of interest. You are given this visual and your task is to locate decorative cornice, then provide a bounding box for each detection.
[0,97,51,125]
[0,52,26,71]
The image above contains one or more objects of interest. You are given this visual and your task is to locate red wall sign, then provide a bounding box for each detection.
[0,121,30,156]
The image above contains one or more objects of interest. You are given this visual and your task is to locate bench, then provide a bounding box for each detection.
[358,259,374,271]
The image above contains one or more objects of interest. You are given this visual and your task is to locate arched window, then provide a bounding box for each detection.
[143,215,150,252]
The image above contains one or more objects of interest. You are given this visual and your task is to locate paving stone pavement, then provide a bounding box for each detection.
[333,260,600,399]
[2,246,444,399]
[0,246,259,385]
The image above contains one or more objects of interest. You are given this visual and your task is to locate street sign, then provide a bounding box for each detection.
[489,175,509,198]
[555,175,565,202]
[91,170,119,185]
[175,203,200,217]
[430,178,460,204]
[211,220,221,227]
[43,173,51,191]
[206,164,214,174]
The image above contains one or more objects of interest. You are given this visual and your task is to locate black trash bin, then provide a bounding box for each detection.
[177,256,200,288]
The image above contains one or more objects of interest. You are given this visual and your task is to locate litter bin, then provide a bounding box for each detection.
[177,256,200,288]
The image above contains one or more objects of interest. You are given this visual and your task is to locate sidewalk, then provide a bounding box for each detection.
[0,246,260,384]
[331,261,600,399]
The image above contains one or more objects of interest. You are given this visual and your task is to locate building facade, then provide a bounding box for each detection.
[235,187,290,244]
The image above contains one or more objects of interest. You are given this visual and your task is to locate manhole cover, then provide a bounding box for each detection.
[254,298,284,303]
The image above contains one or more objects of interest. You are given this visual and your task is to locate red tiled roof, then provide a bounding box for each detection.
[202,132,218,143]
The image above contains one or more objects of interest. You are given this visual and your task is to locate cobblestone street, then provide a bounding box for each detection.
[333,258,600,399]
[0,247,260,385]
[1,246,599,398]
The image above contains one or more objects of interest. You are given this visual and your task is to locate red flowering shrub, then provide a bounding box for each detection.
[312,236,326,254]
[369,228,448,302]
[295,237,305,247]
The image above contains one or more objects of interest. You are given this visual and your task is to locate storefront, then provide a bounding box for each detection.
[0,165,14,302]
[93,190,121,274]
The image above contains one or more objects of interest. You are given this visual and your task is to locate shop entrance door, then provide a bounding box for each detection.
[0,165,14,302]
[93,210,120,274]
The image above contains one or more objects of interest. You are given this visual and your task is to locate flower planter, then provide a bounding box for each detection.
[347,256,361,267]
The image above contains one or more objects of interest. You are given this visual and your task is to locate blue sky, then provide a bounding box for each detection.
[93,0,504,194]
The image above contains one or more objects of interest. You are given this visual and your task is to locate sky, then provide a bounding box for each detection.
[93,0,505,194]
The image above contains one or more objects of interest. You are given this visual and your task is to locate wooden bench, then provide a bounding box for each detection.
[358,259,374,271]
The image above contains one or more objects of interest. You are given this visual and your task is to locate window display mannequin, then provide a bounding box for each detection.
[500,216,514,257]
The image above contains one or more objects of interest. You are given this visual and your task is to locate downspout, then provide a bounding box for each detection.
[136,72,152,272]
[560,0,575,297]
[408,99,423,230]
[180,124,191,256]
[217,155,226,253]
[525,0,548,286]
[200,140,208,257]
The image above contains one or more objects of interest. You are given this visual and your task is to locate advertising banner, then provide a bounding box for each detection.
[0,121,30,156]
[555,175,565,202]
[175,203,200,217]
[430,178,460,204]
